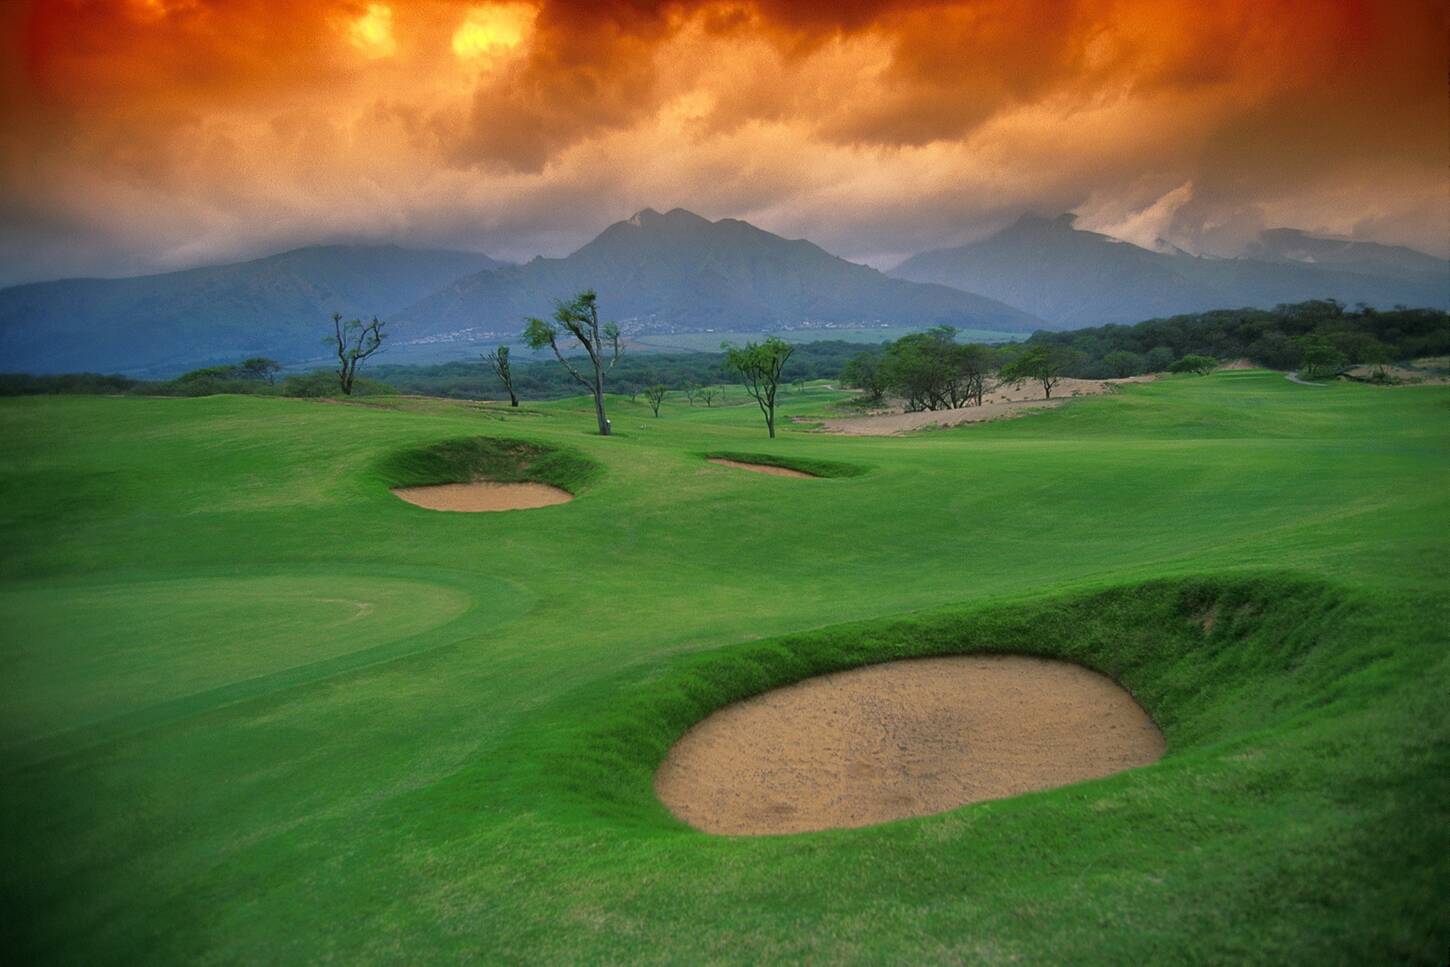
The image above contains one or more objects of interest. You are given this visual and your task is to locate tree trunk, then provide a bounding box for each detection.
[592,375,610,435]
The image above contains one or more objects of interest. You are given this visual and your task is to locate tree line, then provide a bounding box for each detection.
[6,299,1444,423]
[1023,301,1448,379]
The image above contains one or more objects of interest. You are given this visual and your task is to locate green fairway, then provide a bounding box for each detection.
[1,372,1446,963]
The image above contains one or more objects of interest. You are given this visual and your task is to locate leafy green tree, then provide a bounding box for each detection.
[954,343,998,406]
[523,290,621,435]
[643,384,668,416]
[240,357,281,383]
[842,351,887,403]
[1145,346,1175,372]
[1297,337,1347,379]
[1103,350,1144,378]
[876,330,999,410]
[1361,341,1393,382]
[699,387,717,407]
[1169,354,1217,375]
[484,346,519,406]
[999,344,1080,399]
[683,382,700,406]
[723,336,793,437]
[329,313,385,396]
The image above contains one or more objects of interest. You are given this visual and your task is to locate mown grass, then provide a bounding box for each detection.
[0,371,1446,963]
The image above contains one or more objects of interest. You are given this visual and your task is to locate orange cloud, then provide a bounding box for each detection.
[1,0,1445,284]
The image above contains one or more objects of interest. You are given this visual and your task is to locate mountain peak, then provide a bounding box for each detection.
[1008,212,1078,233]
[624,207,709,228]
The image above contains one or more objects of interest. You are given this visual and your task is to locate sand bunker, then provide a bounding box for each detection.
[708,458,815,478]
[391,481,573,512]
[655,654,1164,835]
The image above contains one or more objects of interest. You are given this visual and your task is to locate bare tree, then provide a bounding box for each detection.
[723,336,793,437]
[700,387,717,407]
[330,312,385,396]
[484,345,519,406]
[644,384,668,416]
[683,383,700,406]
[523,290,621,435]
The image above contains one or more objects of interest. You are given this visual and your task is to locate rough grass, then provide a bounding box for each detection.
[374,435,601,492]
[0,372,1446,964]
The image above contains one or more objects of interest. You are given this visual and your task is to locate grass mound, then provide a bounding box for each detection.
[375,435,600,494]
[458,572,1445,960]
[701,450,867,478]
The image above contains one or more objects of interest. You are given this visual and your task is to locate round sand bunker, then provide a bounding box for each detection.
[655,655,1164,835]
[391,481,572,512]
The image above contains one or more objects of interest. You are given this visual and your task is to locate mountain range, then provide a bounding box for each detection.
[0,208,1444,375]
[890,214,1448,328]
[0,245,502,375]
[393,207,1035,347]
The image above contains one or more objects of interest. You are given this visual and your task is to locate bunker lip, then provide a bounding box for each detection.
[654,654,1164,836]
[707,457,816,479]
[390,480,573,512]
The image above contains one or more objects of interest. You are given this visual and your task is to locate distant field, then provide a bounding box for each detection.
[1,372,1446,963]
[631,326,1026,352]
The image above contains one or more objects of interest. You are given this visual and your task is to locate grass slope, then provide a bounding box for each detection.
[0,372,1446,963]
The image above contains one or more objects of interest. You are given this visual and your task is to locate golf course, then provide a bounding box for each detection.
[2,371,1447,963]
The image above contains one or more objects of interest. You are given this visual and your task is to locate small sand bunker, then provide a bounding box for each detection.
[655,655,1164,835]
[391,481,572,512]
[708,458,815,479]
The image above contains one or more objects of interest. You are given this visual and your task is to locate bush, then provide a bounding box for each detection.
[1169,354,1217,375]
[282,370,395,398]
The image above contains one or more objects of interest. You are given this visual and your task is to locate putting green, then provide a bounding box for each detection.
[0,574,479,764]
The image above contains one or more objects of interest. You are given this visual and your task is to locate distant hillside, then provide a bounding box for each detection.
[394,208,1040,344]
[890,214,1449,327]
[0,245,503,375]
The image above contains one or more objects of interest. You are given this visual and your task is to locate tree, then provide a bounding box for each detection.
[1297,336,1347,379]
[1169,354,1217,375]
[644,384,668,416]
[998,344,1079,399]
[953,343,997,406]
[523,290,621,435]
[723,336,793,437]
[484,346,519,406]
[879,328,959,411]
[1102,350,1144,378]
[842,351,887,403]
[1145,346,1176,372]
[330,313,385,396]
[700,387,717,407]
[240,357,281,383]
[1360,341,1393,382]
[683,383,700,406]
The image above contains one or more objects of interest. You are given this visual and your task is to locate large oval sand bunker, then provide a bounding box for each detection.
[655,655,1164,835]
[391,481,572,512]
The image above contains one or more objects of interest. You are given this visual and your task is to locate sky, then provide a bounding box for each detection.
[1,0,1446,286]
